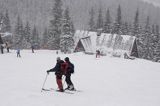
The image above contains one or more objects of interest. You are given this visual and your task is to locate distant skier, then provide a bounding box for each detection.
[64,57,75,91]
[5,42,10,53]
[96,50,100,58]
[56,50,58,54]
[16,48,21,57]
[47,57,65,92]
[31,45,34,53]
[1,44,4,54]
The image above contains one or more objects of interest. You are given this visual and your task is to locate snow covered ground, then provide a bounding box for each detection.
[0,50,160,106]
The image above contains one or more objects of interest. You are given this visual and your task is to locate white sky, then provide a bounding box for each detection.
[142,0,160,6]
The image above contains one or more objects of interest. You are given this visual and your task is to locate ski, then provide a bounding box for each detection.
[65,89,82,92]
[42,88,51,91]
[42,88,74,94]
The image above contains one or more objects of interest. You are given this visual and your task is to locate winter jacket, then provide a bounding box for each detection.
[48,60,64,75]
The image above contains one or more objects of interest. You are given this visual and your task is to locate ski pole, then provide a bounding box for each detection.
[41,73,48,92]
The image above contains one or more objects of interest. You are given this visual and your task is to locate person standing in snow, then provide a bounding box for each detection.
[31,45,34,53]
[56,50,58,54]
[64,57,75,91]
[96,50,100,58]
[47,57,65,92]
[16,48,21,57]
[6,42,10,53]
[0,44,4,54]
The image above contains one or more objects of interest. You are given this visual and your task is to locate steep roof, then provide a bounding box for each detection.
[74,30,138,57]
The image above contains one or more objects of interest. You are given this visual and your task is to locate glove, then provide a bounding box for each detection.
[47,70,50,74]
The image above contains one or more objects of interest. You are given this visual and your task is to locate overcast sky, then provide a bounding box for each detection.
[143,0,160,6]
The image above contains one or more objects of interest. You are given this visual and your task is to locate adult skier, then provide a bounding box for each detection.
[47,57,65,92]
[96,50,100,58]
[64,57,75,91]
[31,45,34,53]
[5,42,10,53]
[16,48,21,57]
[0,44,4,54]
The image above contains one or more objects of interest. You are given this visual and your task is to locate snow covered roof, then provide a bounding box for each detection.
[74,30,137,57]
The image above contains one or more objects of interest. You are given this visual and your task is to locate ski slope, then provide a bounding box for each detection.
[0,50,160,106]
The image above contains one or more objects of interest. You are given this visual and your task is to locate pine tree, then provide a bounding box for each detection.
[0,12,5,33]
[24,21,31,42]
[154,40,160,62]
[137,25,145,58]
[143,16,152,60]
[151,24,156,47]
[21,34,29,49]
[96,7,103,30]
[113,5,122,35]
[31,25,40,49]
[103,8,112,33]
[48,0,63,50]
[153,25,160,61]
[121,22,129,35]
[0,13,3,22]
[133,8,140,37]
[132,9,144,58]
[42,27,48,49]
[3,9,11,32]
[24,21,31,48]
[60,7,74,53]
[70,21,75,34]
[149,25,156,61]
[13,15,24,49]
[15,17,28,49]
[88,7,95,31]
[156,25,160,40]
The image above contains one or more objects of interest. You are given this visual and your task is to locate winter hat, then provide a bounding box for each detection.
[65,57,69,62]
[56,57,61,61]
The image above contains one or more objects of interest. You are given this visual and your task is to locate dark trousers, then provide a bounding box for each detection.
[1,47,3,54]
[32,49,34,53]
[65,74,73,87]
[17,53,21,57]
[7,48,9,52]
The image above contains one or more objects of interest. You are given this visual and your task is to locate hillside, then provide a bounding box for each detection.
[0,50,160,106]
[0,0,160,32]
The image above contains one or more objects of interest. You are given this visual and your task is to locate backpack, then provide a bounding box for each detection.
[68,63,74,74]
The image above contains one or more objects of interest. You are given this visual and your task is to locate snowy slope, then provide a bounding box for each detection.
[0,50,160,106]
